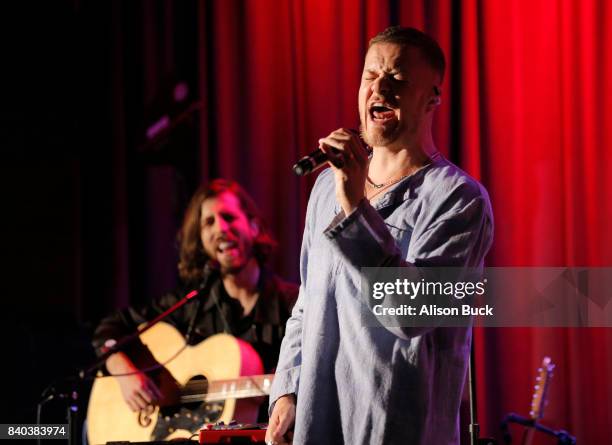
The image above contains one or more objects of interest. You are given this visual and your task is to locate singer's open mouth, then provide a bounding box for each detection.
[369,104,396,123]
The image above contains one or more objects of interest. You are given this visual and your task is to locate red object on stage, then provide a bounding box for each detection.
[199,423,267,444]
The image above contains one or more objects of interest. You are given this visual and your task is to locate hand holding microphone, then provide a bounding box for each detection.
[298,128,370,215]
[292,129,371,176]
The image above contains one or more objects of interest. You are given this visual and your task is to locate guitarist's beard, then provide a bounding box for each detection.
[221,263,246,275]
[218,252,257,277]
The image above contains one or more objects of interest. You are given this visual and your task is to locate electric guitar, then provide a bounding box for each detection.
[521,356,555,445]
[87,322,274,444]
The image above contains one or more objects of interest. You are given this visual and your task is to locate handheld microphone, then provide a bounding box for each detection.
[293,129,369,176]
[292,147,344,176]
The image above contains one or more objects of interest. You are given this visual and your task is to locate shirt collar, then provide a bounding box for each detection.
[371,154,442,210]
[200,267,282,325]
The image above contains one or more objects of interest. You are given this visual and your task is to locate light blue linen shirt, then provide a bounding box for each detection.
[270,154,494,445]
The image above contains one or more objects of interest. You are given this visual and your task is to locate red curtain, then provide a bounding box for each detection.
[196,0,612,442]
[464,1,612,443]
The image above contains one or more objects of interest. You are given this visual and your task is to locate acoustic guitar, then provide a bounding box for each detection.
[87,322,273,444]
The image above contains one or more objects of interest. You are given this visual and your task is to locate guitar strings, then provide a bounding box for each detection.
[179,375,272,403]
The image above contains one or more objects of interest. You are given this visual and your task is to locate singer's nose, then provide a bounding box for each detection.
[372,75,392,95]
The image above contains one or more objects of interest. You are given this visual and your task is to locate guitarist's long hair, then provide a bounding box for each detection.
[177,179,277,283]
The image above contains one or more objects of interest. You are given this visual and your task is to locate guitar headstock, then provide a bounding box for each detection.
[529,356,555,420]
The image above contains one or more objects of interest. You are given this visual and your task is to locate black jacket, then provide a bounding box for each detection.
[92,269,298,373]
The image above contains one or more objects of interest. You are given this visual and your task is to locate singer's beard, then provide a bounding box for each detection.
[360,121,401,148]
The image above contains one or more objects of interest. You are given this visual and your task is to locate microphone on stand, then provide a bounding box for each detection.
[185,261,219,343]
[198,261,220,293]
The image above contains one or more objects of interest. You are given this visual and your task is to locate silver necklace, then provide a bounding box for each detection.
[366,173,411,189]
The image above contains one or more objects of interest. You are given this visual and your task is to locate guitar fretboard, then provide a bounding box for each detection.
[179,374,274,403]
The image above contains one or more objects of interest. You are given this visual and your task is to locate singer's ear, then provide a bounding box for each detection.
[429,96,442,106]
[427,86,442,109]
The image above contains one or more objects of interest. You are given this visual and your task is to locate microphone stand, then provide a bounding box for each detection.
[469,328,498,445]
[500,413,576,445]
[38,264,219,445]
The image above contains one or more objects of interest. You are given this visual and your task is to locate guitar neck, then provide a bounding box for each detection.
[522,357,555,445]
[180,374,275,404]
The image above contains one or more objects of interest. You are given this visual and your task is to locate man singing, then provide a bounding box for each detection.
[93,179,297,416]
[267,27,493,444]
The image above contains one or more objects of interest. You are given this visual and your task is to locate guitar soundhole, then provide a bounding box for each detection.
[151,374,225,441]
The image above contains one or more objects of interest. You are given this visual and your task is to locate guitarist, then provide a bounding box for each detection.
[92,179,298,417]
